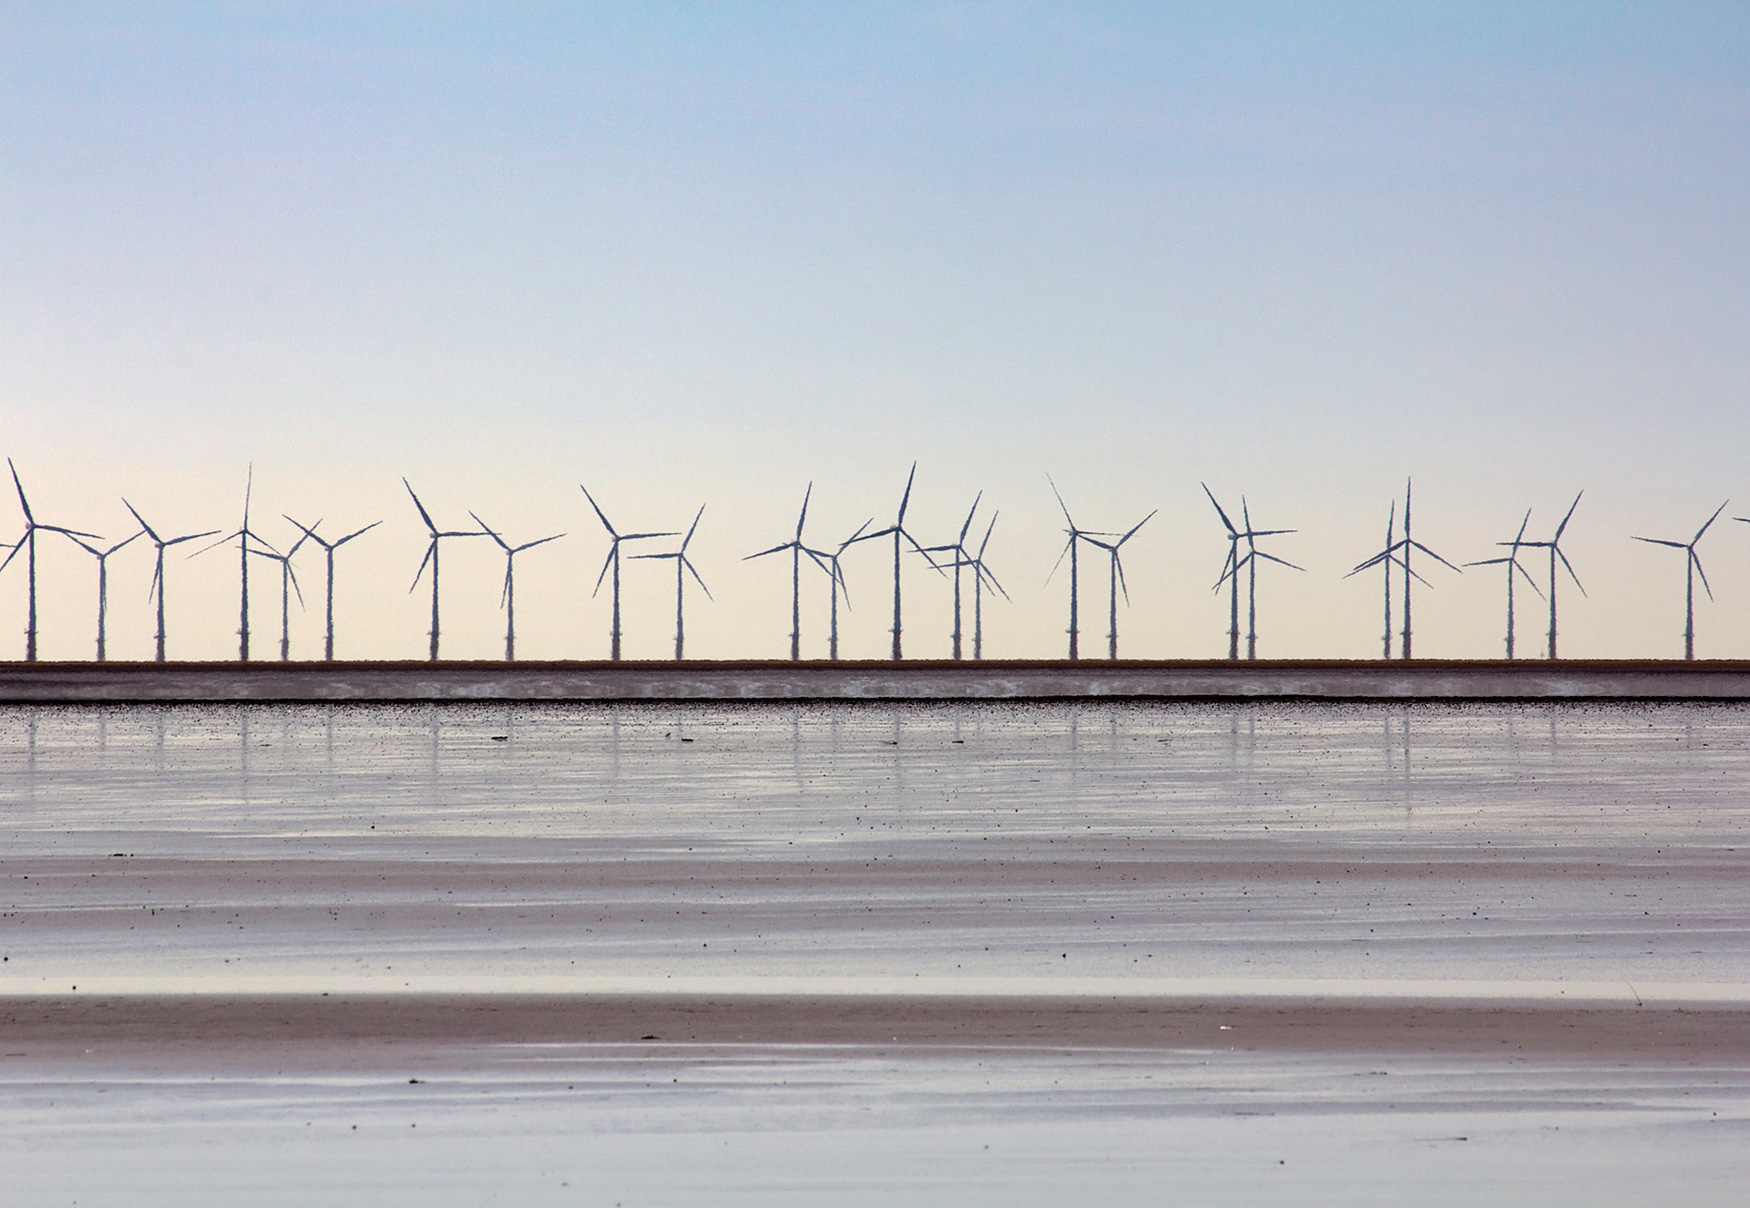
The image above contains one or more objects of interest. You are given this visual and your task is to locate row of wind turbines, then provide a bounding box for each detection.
[2,458,1745,663]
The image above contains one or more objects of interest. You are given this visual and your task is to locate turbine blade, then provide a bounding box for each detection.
[163,529,220,547]
[903,528,944,572]
[1553,492,1582,541]
[1120,509,1157,544]
[8,460,33,524]
[592,547,616,596]
[1695,500,1729,542]
[1255,551,1305,572]
[977,512,998,558]
[683,555,712,600]
[1410,541,1463,572]
[193,530,242,557]
[579,485,620,539]
[744,543,791,561]
[979,562,1010,600]
[1201,483,1237,535]
[1047,473,1076,528]
[409,541,435,592]
[1556,547,1586,596]
[1513,508,1532,546]
[513,533,564,553]
[1045,534,1075,584]
[403,479,437,534]
[470,512,510,551]
[1114,552,1130,603]
[795,482,812,541]
[958,491,981,543]
[1632,537,1686,549]
[1513,560,1545,598]
[896,463,917,525]
[681,505,705,552]
[122,499,160,543]
[334,520,382,546]
[1693,550,1714,600]
[840,519,874,552]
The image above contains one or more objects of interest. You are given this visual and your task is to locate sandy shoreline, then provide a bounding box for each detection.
[7,993,1750,1060]
[5,658,1750,701]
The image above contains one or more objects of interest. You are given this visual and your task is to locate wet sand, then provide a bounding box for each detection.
[4,699,1749,1203]
[11,993,1750,1060]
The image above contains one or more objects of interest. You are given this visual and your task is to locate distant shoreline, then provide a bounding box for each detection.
[3,659,1750,701]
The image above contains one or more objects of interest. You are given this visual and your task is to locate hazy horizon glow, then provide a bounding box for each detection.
[4,5,1749,662]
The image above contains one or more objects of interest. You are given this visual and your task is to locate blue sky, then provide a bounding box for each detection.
[3,4,1749,660]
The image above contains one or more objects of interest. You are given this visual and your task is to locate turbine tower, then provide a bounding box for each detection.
[405,479,487,662]
[1464,509,1542,659]
[1519,493,1585,659]
[471,512,564,661]
[633,506,710,660]
[818,519,871,661]
[1633,501,1728,660]
[850,464,939,660]
[64,530,143,662]
[1,459,100,661]
[1045,476,1107,660]
[197,465,277,661]
[921,493,985,660]
[581,486,674,661]
[1084,509,1156,660]
[122,500,218,662]
[285,517,381,661]
[247,527,313,661]
[745,484,830,661]
[965,513,1008,660]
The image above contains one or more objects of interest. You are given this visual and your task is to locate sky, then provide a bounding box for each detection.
[3,3,1749,662]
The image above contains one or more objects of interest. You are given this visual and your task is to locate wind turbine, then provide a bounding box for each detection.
[284,517,381,661]
[1084,509,1156,660]
[581,485,675,661]
[1346,501,1402,658]
[633,506,710,660]
[247,526,313,661]
[1465,509,1542,659]
[921,492,985,660]
[1208,491,1302,661]
[849,464,940,660]
[1519,493,1585,659]
[194,465,279,661]
[471,512,564,661]
[64,530,143,661]
[744,484,831,660]
[1633,501,1728,660]
[818,519,871,661]
[405,479,488,661]
[964,513,1008,660]
[1202,485,1245,660]
[1,460,100,660]
[1345,480,1459,659]
[1045,476,1108,660]
[122,500,218,662]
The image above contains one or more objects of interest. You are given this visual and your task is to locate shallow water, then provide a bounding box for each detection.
[2,700,1748,993]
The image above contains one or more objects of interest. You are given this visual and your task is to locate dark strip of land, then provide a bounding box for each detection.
[6,994,1748,1061]
[2,659,1750,702]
